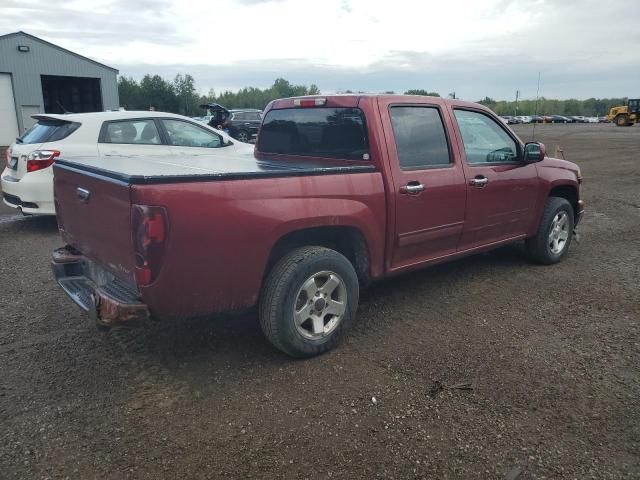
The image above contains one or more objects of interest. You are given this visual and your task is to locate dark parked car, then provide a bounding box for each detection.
[530,115,544,123]
[224,109,263,143]
[550,115,571,123]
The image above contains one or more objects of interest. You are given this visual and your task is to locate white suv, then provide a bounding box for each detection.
[2,111,252,215]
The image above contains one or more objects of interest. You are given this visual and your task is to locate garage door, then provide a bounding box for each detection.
[0,74,19,146]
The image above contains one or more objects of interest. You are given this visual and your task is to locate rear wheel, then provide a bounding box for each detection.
[235,130,250,142]
[259,246,359,357]
[525,197,574,264]
[615,114,629,127]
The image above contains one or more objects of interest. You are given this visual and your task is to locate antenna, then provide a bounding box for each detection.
[532,72,541,141]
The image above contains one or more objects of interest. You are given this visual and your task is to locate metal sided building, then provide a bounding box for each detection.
[0,31,119,147]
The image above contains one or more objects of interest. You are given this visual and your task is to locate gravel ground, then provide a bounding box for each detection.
[0,123,638,479]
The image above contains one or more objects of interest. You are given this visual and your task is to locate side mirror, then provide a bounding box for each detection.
[523,141,545,163]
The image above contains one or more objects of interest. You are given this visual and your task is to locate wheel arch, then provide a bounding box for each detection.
[264,225,372,288]
[548,184,579,219]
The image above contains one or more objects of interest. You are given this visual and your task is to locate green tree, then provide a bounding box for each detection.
[117,76,143,110]
[139,74,179,112]
[404,89,440,97]
[173,73,199,116]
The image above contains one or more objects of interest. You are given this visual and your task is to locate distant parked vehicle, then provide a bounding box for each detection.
[570,116,587,123]
[223,109,263,143]
[530,115,544,123]
[550,115,571,123]
[1,111,252,216]
[500,115,520,124]
[199,103,262,142]
[607,98,639,127]
[515,115,531,123]
[598,116,610,123]
[586,117,599,123]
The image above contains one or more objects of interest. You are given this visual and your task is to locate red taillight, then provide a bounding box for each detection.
[26,150,60,172]
[293,98,326,107]
[132,205,168,286]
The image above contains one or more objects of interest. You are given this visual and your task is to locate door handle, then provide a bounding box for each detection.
[400,182,425,195]
[76,187,91,203]
[469,176,489,188]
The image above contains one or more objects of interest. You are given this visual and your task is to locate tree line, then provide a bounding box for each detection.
[118,75,320,116]
[117,74,625,117]
[478,97,626,117]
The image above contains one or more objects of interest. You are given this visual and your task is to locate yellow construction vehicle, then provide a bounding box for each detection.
[607,99,639,126]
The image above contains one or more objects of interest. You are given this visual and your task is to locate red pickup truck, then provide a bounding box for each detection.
[52,95,584,357]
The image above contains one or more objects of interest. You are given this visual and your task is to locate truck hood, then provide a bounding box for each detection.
[540,156,580,175]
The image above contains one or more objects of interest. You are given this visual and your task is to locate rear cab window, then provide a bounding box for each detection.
[257,107,369,160]
[18,120,80,145]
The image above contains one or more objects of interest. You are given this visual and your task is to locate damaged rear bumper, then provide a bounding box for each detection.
[51,246,149,328]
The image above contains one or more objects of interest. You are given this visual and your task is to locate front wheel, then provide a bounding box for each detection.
[259,246,359,357]
[615,114,629,127]
[525,197,574,264]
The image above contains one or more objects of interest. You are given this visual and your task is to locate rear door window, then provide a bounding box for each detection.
[102,119,161,145]
[19,120,80,144]
[389,106,451,169]
[258,107,369,160]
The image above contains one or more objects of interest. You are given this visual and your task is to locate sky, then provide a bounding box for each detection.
[2,0,639,100]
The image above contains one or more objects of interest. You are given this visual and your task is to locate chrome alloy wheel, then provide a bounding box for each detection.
[294,271,347,340]
[548,211,570,254]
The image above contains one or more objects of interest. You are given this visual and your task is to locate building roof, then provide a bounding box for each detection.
[0,31,118,73]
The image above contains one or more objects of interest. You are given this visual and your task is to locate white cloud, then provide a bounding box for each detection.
[1,0,639,98]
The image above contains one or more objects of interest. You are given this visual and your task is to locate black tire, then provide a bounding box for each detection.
[235,130,249,142]
[259,246,359,358]
[615,115,629,127]
[525,197,574,265]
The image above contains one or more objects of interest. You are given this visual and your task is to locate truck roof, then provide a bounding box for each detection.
[267,94,486,112]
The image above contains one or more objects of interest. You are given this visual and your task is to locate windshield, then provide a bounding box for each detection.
[18,120,80,145]
[257,107,369,160]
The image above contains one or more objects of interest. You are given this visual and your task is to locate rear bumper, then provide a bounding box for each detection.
[1,167,55,215]
[52,246,149,327]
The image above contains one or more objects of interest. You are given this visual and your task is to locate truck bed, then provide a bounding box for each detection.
[53,152,386,319]
[55,152,375,184]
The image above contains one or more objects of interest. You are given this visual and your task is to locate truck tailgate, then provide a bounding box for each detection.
[54,162,135,283]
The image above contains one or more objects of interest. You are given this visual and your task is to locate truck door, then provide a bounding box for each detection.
[450,108,539,250]
[379,99,467,270]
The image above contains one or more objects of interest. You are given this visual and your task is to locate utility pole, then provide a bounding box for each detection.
[515,90,520,117]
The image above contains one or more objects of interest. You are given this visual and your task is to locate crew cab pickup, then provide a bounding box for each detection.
[52,95,584,357]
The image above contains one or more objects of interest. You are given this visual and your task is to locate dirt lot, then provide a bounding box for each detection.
[0,124,638,479]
